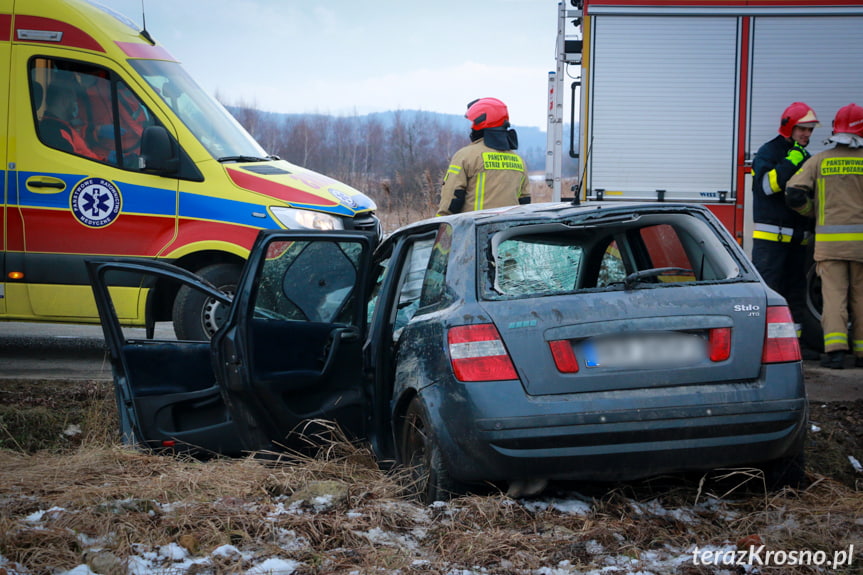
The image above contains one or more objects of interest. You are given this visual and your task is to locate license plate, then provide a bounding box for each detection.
[583,332,705,369]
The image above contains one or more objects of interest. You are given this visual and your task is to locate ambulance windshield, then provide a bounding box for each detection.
[129,60,267,161]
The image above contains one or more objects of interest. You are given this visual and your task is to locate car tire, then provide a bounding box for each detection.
[761,448,807,491]
[398,397,465,503]
[172,262,241,341]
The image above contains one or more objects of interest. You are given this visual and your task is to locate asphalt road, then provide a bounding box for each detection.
[0,321,170,381]
[0,321,860,401]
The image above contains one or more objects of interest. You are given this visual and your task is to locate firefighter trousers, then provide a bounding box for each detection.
[751,239,808,334]
[817,259,863,357]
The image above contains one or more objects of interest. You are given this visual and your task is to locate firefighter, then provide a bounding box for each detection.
[437,97,529,216]
[751,102,820,359]
[786,103,863,369]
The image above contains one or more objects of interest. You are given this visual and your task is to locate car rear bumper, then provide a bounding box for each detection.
[424,362,808,483]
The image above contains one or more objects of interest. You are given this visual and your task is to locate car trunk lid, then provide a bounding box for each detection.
[479,282,769,395]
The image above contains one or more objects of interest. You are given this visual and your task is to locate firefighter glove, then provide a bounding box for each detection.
[785,186,813,216]
[448,189,467,214]
[785,144,808,167]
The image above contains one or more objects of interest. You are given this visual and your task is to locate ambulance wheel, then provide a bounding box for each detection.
[172,262,241,341]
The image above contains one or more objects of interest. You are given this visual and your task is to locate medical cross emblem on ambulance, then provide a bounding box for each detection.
[70,178,122,228]
[330,188,357,209]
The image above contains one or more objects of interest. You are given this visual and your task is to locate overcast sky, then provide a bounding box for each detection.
[106,0,561,130]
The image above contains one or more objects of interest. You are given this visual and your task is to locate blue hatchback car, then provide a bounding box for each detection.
[88,202,808,501]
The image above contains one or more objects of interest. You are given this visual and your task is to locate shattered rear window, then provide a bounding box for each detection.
[480,211,741,300]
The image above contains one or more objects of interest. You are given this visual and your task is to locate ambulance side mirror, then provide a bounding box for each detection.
[140,126,179,175]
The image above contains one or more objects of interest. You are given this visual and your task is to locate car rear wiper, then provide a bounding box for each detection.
[623,267,693,290]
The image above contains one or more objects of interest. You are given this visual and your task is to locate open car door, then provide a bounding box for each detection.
[88,230,376,456]
[86,259,245,455]
[212,230,375,453]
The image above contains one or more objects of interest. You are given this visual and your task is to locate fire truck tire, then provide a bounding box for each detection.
[801,253,824,353]
[172,262,241,341]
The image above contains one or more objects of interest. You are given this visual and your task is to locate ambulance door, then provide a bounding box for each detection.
[9,48,185,322]
[1,5,10,315]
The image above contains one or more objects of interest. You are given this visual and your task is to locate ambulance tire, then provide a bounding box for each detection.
[172,262,241,341]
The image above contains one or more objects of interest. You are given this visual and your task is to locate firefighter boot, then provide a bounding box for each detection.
[820,350,846,370]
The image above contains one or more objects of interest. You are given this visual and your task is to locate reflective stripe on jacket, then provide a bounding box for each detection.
[751,135,812,240]
[437,139,528,216]
[752,223,811,245]
[786,145,863,261]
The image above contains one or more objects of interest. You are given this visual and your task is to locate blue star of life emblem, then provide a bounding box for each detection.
[70,177,122,228]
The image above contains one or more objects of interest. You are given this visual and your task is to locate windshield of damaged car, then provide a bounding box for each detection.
[482,215,741,299]
[252,239,362,324]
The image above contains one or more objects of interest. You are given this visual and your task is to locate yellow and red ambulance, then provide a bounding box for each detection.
[1,0,379,339]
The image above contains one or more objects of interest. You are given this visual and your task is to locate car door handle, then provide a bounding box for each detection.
[26,177,66,192]
[339,328,360,343]
[315,327,361,377]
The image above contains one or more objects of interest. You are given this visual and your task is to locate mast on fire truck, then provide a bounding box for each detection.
[545,1,582,201]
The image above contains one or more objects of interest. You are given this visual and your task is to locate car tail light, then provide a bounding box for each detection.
[708,327,731,362]
[761,306,802,364]
[447,324,518,382]
[549,339,579,373]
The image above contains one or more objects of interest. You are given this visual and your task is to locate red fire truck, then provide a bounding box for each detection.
[546,0,863,349]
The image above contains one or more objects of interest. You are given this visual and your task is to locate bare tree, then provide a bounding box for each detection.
[226,102,462,224]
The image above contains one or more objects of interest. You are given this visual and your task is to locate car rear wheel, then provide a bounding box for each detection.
[172,262,240,341]
[398,397,465,503]
[761,448,807,491]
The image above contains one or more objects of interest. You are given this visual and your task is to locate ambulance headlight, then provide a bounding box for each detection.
[271,207,344,231]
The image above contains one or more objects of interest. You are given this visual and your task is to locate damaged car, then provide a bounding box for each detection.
[87,202,808,501]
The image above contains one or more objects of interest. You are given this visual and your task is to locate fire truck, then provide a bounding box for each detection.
[546,0,863,349]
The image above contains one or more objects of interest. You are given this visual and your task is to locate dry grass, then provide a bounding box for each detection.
[2,434,862,574]
[2,378,862,574]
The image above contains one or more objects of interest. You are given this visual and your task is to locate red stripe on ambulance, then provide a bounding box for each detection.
[168,219,261,253]
[17,209,175,255]
[115,41,176,61]
[14,16,104,52]
[0,14,11,42]
[227,169,338,207]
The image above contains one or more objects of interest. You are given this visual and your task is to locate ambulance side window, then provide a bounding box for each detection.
[30,57,156,171]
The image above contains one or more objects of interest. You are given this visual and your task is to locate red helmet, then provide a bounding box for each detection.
[779,102,819,138]
[465,97,509,130]
[832,103,863,136]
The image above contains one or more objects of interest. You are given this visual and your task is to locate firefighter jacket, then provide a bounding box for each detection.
[786,145,863,262]
[751,135,813,244]
[437,139,528,217]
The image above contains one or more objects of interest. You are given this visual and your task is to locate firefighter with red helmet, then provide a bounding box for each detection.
[437,97,530,216]
[786,103,863,369]
[751,102,820,358]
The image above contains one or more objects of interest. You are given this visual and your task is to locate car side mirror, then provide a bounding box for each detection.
[140,125,179,174]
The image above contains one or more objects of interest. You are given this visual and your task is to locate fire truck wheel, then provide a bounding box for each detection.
[801,252,824,353]
[172,262,241,341]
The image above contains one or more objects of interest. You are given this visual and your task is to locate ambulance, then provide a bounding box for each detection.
[1,0,380,339]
